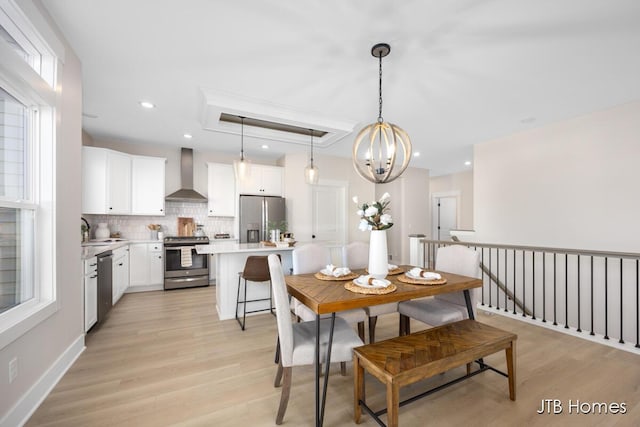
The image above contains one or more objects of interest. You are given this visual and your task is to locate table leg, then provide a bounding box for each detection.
[315,313,320,427]
[463,289,475,320]
[320,313,336,426]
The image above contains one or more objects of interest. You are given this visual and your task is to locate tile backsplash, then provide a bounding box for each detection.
[84,201,235,240]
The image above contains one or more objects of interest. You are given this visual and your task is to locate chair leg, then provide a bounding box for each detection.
[399,314,411,336]
[341,362,347,376]
[274,337,280,364]
[274,359,284,387]
[357,321,365,342]
[242,279,248,330]
[235,275,246,331]
[276,366,292,425]
[368,316,378,344]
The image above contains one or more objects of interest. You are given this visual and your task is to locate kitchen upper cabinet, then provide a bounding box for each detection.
[237,164,284,196]
[132,155,166,215]
[129,243,164,291]
[83,257,98,332]
[207,162,235,217]
[82,146,131,215]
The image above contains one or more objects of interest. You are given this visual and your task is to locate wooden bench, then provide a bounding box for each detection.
[353,319,517,427]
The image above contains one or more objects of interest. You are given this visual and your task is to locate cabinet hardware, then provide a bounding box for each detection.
[90,274,98,279]
[118,263,123,266]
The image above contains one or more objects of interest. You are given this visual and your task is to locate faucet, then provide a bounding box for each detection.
[81,217,91,241]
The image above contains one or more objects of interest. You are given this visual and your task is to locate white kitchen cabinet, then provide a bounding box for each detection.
[131,155,166,215]
[128,242,164,292]
[237,164,284,196]
[207,162,235,217]
[112,246,130,304]
[83,257,98,332]
[81,146,131,215]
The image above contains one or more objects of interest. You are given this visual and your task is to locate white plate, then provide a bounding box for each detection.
[406,268,442,281]
[353,276,391,288]
[320,267,352,277]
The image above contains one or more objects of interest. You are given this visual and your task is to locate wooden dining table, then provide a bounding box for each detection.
[284,265,483,427]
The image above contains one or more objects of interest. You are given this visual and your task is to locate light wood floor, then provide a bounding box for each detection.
[27,286,640,427]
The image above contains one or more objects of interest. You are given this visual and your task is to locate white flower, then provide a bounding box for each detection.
[379,192,390,202]
[357,209,364,216]
[380,214,392,225]
[364,206,378,217]
[358,219,370,231]
[352,196,359,204]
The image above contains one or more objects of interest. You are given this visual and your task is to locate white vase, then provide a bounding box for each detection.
[368,230,389,279]
[95,222,110,240]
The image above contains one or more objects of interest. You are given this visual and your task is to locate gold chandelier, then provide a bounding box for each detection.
[352,43,412,183]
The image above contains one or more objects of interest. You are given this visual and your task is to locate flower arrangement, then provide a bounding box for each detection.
[353,192,393,231]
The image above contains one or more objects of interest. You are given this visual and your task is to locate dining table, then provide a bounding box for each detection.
[284,265,483,427]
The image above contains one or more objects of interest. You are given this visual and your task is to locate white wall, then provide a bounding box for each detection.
[474,100,640,252]
[0,1,83,422]
[430,170,474,231]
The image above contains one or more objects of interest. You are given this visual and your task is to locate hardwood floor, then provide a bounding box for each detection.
[27,286,640,427]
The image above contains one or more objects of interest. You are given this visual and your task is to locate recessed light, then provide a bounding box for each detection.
[413,152,420,157]
[464,161,472,166]
[139,101,155,109]
[261,144,269,149]
[183,133,193,139]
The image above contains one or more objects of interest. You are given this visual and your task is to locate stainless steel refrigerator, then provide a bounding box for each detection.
[239,195,286,243]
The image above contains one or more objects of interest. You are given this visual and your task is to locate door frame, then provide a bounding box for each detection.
[431,190,461,240]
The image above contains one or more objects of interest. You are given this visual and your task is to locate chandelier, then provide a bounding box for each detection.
[352,43,412,183]
[233,116,251,180]
[304,129,319,184]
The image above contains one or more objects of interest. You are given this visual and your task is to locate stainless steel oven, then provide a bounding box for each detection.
[163,236,209,290]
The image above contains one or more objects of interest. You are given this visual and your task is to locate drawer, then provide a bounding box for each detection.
[84,256,98,274]
[149,243,163,253]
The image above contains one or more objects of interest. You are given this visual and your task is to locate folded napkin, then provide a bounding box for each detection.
[388,263,398,270]
[322,264,351,277]
[355,275,389,288]
[407,268,441,280]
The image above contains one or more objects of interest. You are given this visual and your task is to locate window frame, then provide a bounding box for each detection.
[0,0,60,349]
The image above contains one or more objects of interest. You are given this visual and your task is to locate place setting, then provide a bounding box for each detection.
[345,273,397,295]
[397,267,448,285]
[313,264,358,281]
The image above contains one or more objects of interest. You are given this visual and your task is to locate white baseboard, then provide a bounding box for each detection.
[125,284,163,293]
[1,335,85,427]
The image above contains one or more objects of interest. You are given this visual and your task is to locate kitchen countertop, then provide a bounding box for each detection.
[81,239,163,259]
[195,242,294,255]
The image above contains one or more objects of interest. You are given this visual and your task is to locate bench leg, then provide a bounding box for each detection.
[386,381,400,427]
[354,356,364,424]
[506,341,516,401]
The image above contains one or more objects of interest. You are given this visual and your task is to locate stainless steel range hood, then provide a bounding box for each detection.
[165,148,207,203]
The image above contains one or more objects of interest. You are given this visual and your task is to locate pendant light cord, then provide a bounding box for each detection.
[240,116,245,161]
[378,52,383,123]
[309,129,314,167]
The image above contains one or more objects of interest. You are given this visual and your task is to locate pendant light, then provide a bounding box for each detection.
[233,116,251,180]
[304,129,319,184]
[352,43,412,183]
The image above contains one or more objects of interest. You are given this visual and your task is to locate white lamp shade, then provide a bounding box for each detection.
[304,163,319,185]
[234,158,251,181]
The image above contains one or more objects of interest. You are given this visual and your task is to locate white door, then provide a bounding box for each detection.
[311,183,346,245]
[432,196,457,241]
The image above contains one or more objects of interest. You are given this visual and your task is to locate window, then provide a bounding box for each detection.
[0,0,60,348]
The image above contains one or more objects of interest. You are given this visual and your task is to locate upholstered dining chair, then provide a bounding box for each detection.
[342,241,398,343]
[292,244,367,342]
[398,244,481,335]
[268,254,363,425]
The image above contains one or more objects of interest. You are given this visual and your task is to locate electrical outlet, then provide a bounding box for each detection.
[9,357,18,383]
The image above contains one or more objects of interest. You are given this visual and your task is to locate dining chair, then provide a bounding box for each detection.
[398,244,481,335]
[268,254,364,425]
[292,243,367,342]
[342,241,397,343]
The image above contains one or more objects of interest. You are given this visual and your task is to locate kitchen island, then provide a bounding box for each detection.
[196,243,294,320]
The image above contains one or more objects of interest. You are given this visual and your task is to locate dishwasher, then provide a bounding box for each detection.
[97,250,113,325]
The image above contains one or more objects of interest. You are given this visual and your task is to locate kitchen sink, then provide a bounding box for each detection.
[82,239,128,246]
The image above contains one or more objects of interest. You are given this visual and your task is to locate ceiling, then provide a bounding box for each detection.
[41,0,640,176]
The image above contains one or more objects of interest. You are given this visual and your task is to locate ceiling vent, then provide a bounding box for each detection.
[199,88,356,148]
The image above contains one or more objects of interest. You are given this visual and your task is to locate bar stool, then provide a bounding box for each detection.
[236,255,277,330]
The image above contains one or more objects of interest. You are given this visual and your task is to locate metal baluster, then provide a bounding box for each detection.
[504,249,508,312]
[532,251,536,320]
[577,255,581,332]
[590,256,595,336]
[512,250,517,315]
[496,247,500,310]
[481,247,485,306]
[605,257,609,340]
[619,259,624,344]
[542,252,546,323]
[553,253,557,326]
[522,251,526,318]
[565,254,569,329]
[636,259,640,348]
[489,248,492,308]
